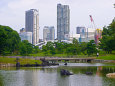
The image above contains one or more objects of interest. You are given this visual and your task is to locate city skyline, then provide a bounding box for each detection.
[0,0,115,39]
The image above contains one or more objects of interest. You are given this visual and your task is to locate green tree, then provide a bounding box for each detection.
[99,19,115,53]
[72,38,80,55]
[0,25,21,55]
[45,42,55,55]
[80,42,87,55]
[87,40,97,56]
[20,42,27,56]
[0,27,7,54]
[42,45,48,56]
[20,40,33,55]
[54,42,65,54]
[33,46,41,54]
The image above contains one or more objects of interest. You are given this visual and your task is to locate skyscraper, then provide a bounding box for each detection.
[43,26,55,41]
[57,4,70,40]
[25,9,39,45]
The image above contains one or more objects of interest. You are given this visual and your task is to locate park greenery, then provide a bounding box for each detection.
[99,19,115,53]
[0,18,115,59]
[0,57,42,65]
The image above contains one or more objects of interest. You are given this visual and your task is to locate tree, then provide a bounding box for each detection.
[33,46,41,54]
[80,42,87,55]
[42,45,48,56]
[87,40,97,56]
[45,42,56,55]
[0,27,7,54]
[20,42,27,56]
[0,25,21,55]
[54,42,65,54]
[72,38,80,55]
[99,19,115,53]
[20,40,33,55]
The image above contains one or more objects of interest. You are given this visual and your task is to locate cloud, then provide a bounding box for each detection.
[8,0,38,9]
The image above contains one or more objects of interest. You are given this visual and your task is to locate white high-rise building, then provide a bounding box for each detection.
[43,26,55,41]
[57,4,70,40]
[25,9,39,45]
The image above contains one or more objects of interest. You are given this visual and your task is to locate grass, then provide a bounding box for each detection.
[29,53,97,58]
[29,53,68,57]
[0,57,42,65]
[29,52,45,57]
[97,54,115,60]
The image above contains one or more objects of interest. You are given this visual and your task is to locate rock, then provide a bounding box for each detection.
[64,63,67,65]
[60,69,73,75]
[16,62,20,67]
[106,73,115,78]
[85,72,93,75]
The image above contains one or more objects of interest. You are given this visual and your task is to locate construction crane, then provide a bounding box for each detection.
[89,15,96,29]
[89,15,102,45]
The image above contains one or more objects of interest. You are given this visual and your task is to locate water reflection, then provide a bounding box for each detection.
[0,63,115,86]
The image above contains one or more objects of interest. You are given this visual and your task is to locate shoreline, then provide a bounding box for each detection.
[0,60,115,68]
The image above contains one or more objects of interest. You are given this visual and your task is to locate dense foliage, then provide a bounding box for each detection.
[87,40,97,56]
[41,39,97,56]
[99,19,115,53]
[0,25,41,56]
[0,25,21,55]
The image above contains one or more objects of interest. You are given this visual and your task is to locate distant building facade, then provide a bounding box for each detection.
[69,34,80,41]
[25,9,39,45]
[43,26,55,41]
[79,28,95,42]
[57,4,70,40]
[76,27,86,34]
[19,32,32,44]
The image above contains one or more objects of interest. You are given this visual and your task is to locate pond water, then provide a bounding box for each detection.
[0,63,115,86]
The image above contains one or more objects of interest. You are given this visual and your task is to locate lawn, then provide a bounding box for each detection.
[0,57,42,65]
[97,54,115,60]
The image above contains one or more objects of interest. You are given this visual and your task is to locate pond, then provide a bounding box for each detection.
[0,63,115,86]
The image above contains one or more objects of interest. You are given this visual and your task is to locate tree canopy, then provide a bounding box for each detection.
[99,19,115,53]
[0,25,21,55]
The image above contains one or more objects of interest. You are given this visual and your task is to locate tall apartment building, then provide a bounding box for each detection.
[57,4,70,40]
[25,9,39,45]
[43,26,55,41]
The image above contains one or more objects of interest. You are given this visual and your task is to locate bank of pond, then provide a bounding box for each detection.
[0,56,115,68]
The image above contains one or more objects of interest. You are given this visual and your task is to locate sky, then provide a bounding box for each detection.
[0,0,115,39]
